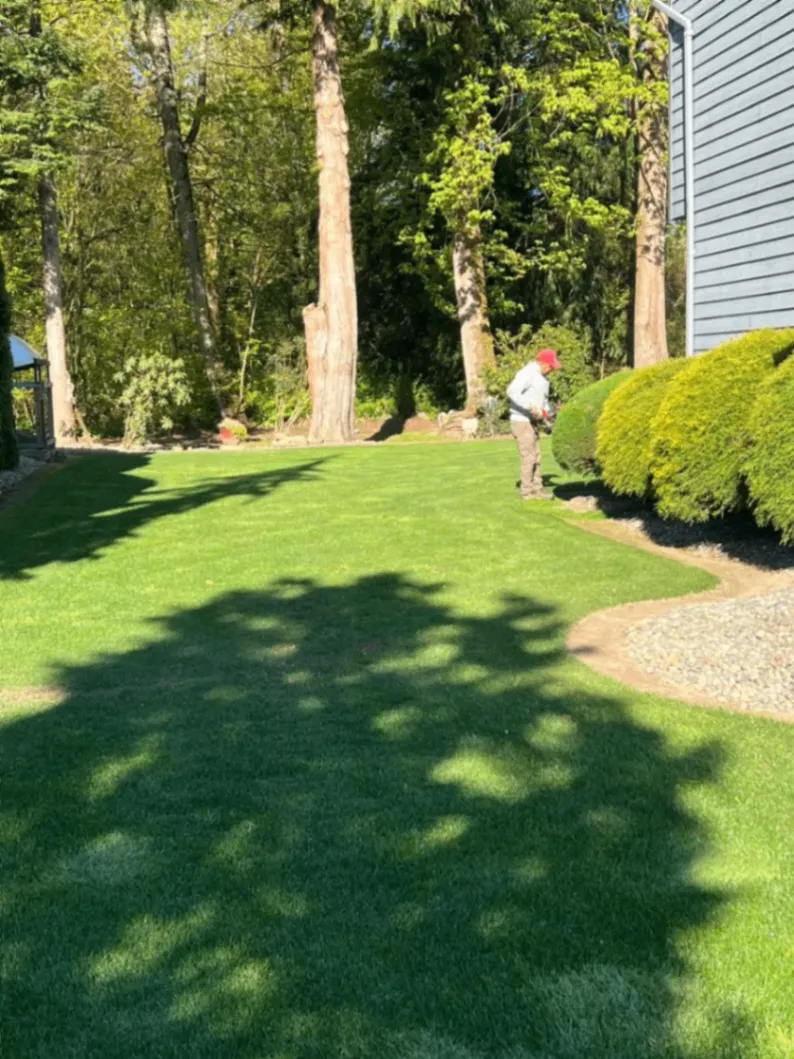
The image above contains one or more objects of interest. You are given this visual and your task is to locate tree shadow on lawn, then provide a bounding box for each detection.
[0,454,330,582]
[368,417,406,442]
[0,574,758,1058]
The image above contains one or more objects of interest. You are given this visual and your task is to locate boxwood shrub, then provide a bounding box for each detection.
[596,359,688,498]
[649,329,794,522]
[551,370,632,475]
[746,354,794,543]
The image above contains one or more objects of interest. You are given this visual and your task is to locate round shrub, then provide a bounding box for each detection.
[746,354,794,543]
[649,329,794,522]
[552,370,632,475]
[596,359,688,498]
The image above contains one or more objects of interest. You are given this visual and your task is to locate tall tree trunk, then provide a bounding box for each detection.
[142,6,223,418]
[452,228,495,412]
[305,0,357,444]
[0,256,19,471]
[29,2,76,443]
[633,7,669,367]
[39,174,77,442]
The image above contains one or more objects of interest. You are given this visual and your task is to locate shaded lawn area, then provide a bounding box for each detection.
[0,442,792,1058]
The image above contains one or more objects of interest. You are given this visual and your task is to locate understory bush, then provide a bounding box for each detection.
[486,322,595,418]
[355,371,441,422]
[745,354,794,543]
[597,359,687,498]
[552,370,632,475]
[650,329,794,522]
[115,352,192,446]
[240,338,310,430]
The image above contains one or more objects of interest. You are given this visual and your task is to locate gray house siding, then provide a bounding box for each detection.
[668,0,794,352]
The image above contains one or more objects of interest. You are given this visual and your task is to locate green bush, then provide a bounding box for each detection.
[596,359,688,498]
[115,352,192,446]
[486,322,595,416]
[241,338,310,430]
[746,354,794,543]
[552,370,632,475]
[650,329,794,522]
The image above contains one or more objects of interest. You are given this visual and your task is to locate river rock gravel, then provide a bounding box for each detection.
[0,456,43,500]
[626,588,794,713]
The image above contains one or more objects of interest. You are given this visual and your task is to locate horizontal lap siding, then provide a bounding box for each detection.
[668,0,794,352]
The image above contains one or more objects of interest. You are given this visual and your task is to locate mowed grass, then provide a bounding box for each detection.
[0,441,792,1059]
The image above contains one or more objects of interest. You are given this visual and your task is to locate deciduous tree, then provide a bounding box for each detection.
[631,1,669,367]
[130,0,224,419]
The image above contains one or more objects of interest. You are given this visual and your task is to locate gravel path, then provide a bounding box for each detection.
[0,456,43,501]
[627,588,794,714]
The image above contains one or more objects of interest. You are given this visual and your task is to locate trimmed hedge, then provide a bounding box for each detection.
[0,256,19,472]
[551,370,632,475]
[596,359,688,498]
[649,329,794,523]
[746,354,794,543]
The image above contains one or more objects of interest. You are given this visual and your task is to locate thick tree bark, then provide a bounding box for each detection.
[28,3,76,443]
[0,257,19,471]
[39,174,77,443]
[452,228,495,412]
[633,7,669,368]
[305,0,358,444]
[142,6,223,418]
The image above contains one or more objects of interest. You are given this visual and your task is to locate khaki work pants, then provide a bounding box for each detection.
[511,420,543,498]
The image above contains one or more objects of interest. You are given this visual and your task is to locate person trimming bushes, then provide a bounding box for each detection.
[507,348,561,500]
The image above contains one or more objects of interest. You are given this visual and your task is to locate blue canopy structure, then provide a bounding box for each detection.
[9,335,54,448]
[10,335,46,371]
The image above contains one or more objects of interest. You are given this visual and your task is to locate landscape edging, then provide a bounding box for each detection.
[566,519,794,723]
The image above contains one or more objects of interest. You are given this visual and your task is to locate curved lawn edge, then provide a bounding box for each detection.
[566,518,794,723]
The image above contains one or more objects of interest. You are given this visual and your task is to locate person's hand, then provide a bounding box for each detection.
[528,406,542,422]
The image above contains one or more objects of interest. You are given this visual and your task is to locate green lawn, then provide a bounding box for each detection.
[1,441,792,1059]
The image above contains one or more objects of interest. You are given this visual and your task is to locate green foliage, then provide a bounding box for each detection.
[486,322,594,417]
[551,370,632,475]
[0,0,102,206]
[597,359,687,498]
[665,225,687,360]
[745,355,794,543]
[115,352,191,446]
[412,381,441,418]
[355,373,396,420]
[0,0,656,436]
[0,254,19,471]
[12,385,34,433]
[238,339,310,432]
[401,70,523,318]
[355,369,441,421]
[650,330,794,523]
